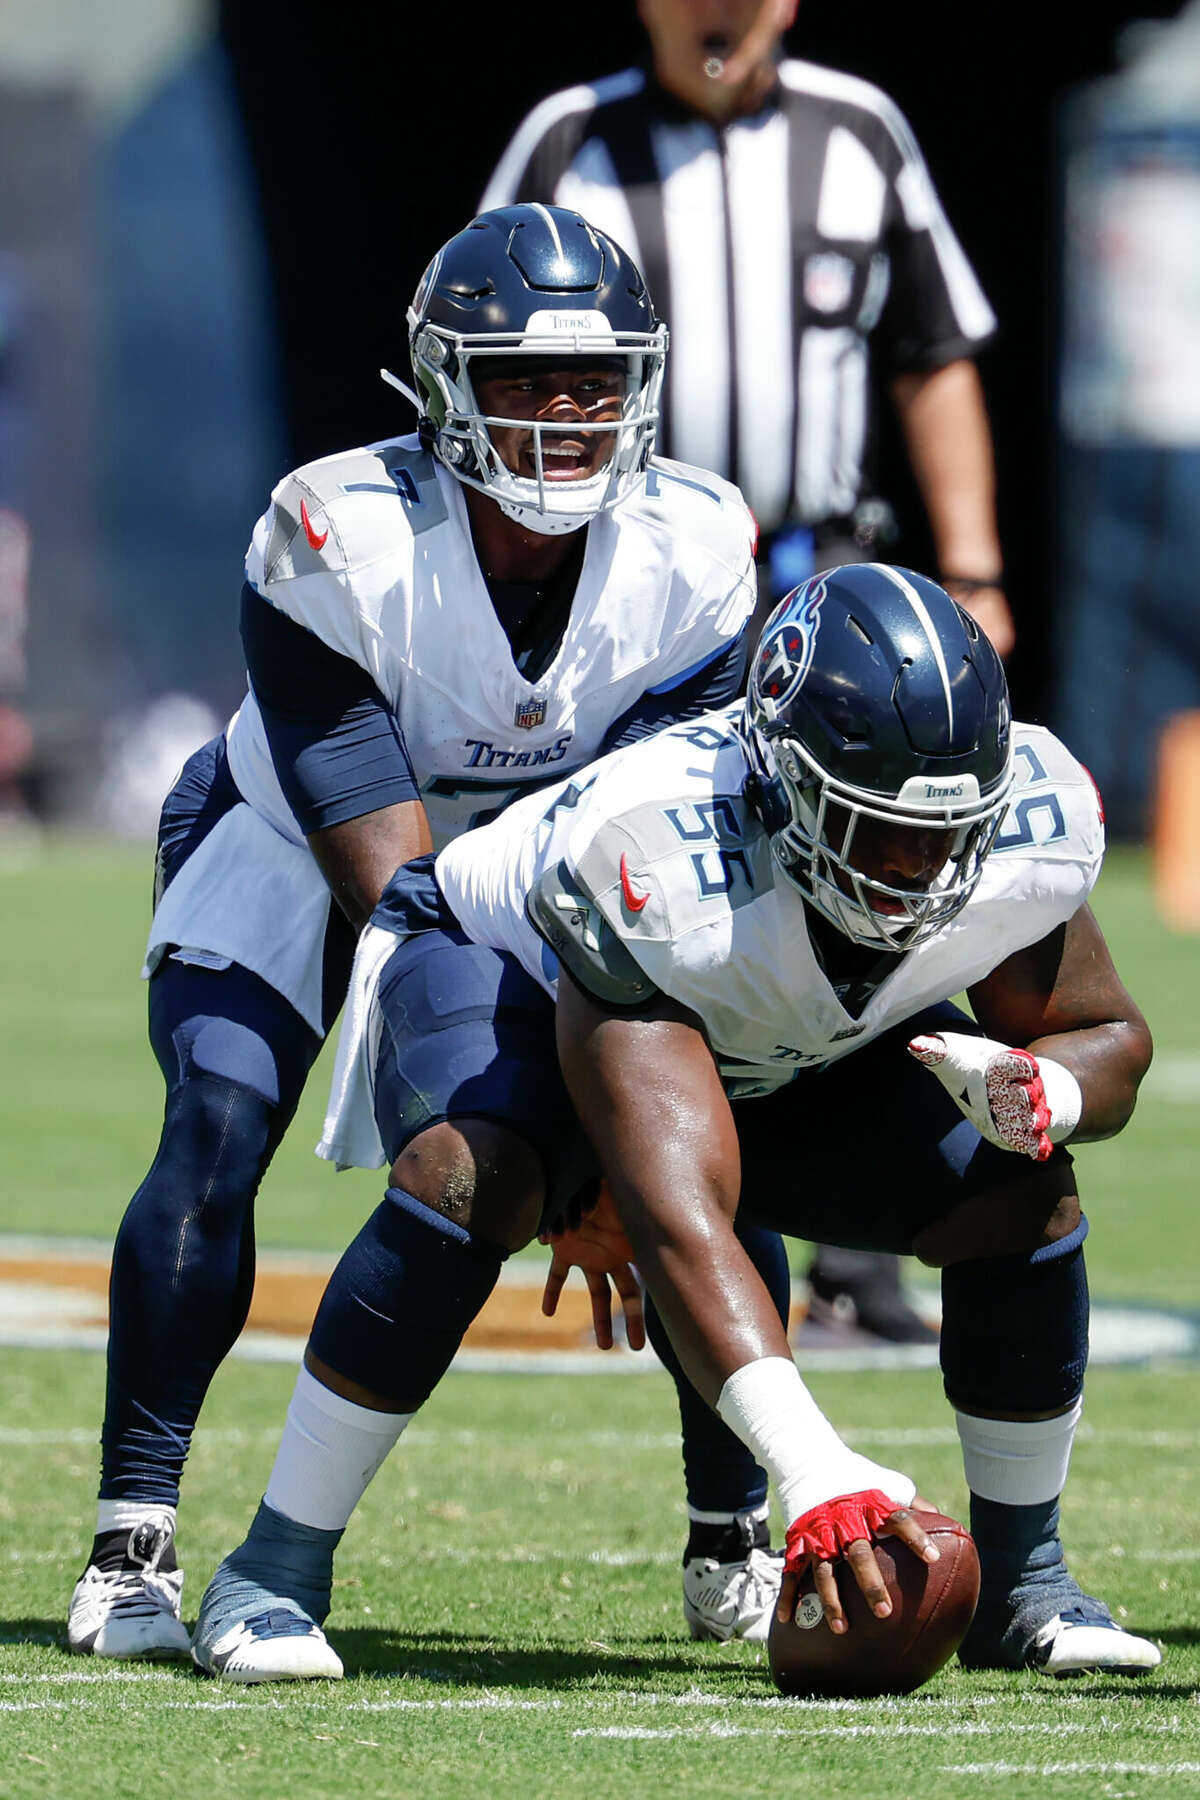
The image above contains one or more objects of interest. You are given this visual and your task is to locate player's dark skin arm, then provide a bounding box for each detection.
[556,976,771,1394]
[308,799,433,933]
[554,970,935,1631]
[968,903,1153,1141]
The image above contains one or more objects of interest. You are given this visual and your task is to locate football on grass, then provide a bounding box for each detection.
[768,1509,980,1699]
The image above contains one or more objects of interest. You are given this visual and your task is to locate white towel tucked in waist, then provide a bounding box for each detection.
[317,920,401,1171]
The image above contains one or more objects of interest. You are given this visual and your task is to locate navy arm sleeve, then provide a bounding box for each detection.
[599,628,750,754]
[240,584,419,834]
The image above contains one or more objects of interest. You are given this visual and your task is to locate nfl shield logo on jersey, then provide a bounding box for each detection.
[514,694,547,731]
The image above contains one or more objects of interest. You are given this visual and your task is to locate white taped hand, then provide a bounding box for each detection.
[907,1030,1083,1162]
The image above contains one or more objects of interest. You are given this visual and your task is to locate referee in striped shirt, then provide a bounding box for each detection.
[481,0,1014,659]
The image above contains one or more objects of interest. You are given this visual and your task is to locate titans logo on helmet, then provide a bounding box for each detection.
[753,578,827,708]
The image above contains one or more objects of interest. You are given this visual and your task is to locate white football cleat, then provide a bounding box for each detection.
[1030,1606,1162,1676]
[683,1545,784,1643]
[67,1515,191,1660]
[192,1603,343,1684]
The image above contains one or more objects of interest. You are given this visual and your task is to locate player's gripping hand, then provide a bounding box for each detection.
[539,1183,646,1352]
[779,1490,940,1636]
[907,1030,1082,1162]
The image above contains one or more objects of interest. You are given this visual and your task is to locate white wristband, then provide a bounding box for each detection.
[1038,1056,1084,1143]
[716,1356,916,1525]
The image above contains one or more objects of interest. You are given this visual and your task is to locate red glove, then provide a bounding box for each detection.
[783,1489,899,1572]
[908,1031,1082,1162]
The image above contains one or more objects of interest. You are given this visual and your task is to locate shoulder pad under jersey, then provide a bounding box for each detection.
[526,859,660,1009]
[996,724,1106,873]
[638,457,755,552]
[255,440,448,587]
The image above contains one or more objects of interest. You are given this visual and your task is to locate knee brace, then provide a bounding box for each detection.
[939,1217,1089,1415]
[308,1187,505,1409]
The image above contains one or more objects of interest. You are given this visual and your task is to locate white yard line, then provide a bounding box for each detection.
[0,1669,177,1683]
[0,1701,1191,1747]
[574,1733,1194,1747]
[941,1765,1200,1778]
[0,1686,1189,1731]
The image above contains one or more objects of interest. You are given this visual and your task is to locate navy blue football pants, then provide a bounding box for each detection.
[311,907,1086,1520]
[100,956,335,1501]
[100,735,357,1502]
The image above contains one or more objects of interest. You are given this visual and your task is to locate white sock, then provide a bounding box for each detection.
[96,1499,177,1536]
[264,1365,414,1532]
[956,1397,1084,1506]
[716,1356,916,1522]
[687,1501,771,1528]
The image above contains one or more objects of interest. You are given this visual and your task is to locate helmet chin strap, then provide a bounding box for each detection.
[380,368,422,412]
[494,495,593,536]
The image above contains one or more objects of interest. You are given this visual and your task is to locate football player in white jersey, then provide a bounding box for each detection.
[191,564,1160,1684]
[67,204,761,1660]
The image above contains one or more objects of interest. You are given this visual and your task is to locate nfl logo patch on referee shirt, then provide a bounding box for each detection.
[804,252,855,315]
[515,694,547,730]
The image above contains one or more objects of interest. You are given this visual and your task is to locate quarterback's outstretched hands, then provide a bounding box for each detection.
[908,1029,1082,1162]
[539,1184,645,1352]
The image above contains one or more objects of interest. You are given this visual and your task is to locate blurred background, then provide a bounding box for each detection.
[0,0,1196,855]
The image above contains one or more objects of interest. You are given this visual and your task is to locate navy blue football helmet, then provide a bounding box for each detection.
[742,564,1014,951]
[384,204,666,534]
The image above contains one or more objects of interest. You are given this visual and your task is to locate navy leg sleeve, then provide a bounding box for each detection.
[940,1221,1098,1667]
[646,1222,791,1515]
[308,1187,505,1410]
[100,959,323,1503]
[939,1218,1090,1415]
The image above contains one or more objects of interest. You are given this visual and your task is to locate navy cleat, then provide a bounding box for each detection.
[960,1581,1161,1676]
[191,1501,344,1684]
[960,1496,1162,1677]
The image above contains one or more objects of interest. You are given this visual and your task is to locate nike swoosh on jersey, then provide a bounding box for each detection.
[300,497,328,551]
[619,852,650,912]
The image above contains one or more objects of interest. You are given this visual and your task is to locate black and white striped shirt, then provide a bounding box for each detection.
[482,61,995,536]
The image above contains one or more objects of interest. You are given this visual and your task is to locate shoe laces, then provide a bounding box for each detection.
[85,1559,182,1620]
[1039,1601,1115,1636]
[240,1607,320,1640]
[88,1520,182,1619]
[729,1545,783,1611]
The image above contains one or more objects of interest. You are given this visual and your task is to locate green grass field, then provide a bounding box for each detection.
[1,837,1198,1798]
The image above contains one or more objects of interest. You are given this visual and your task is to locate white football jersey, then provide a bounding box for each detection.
[438,709,1105,1098]
[225,437,754,849]
[145,438,754,1033]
